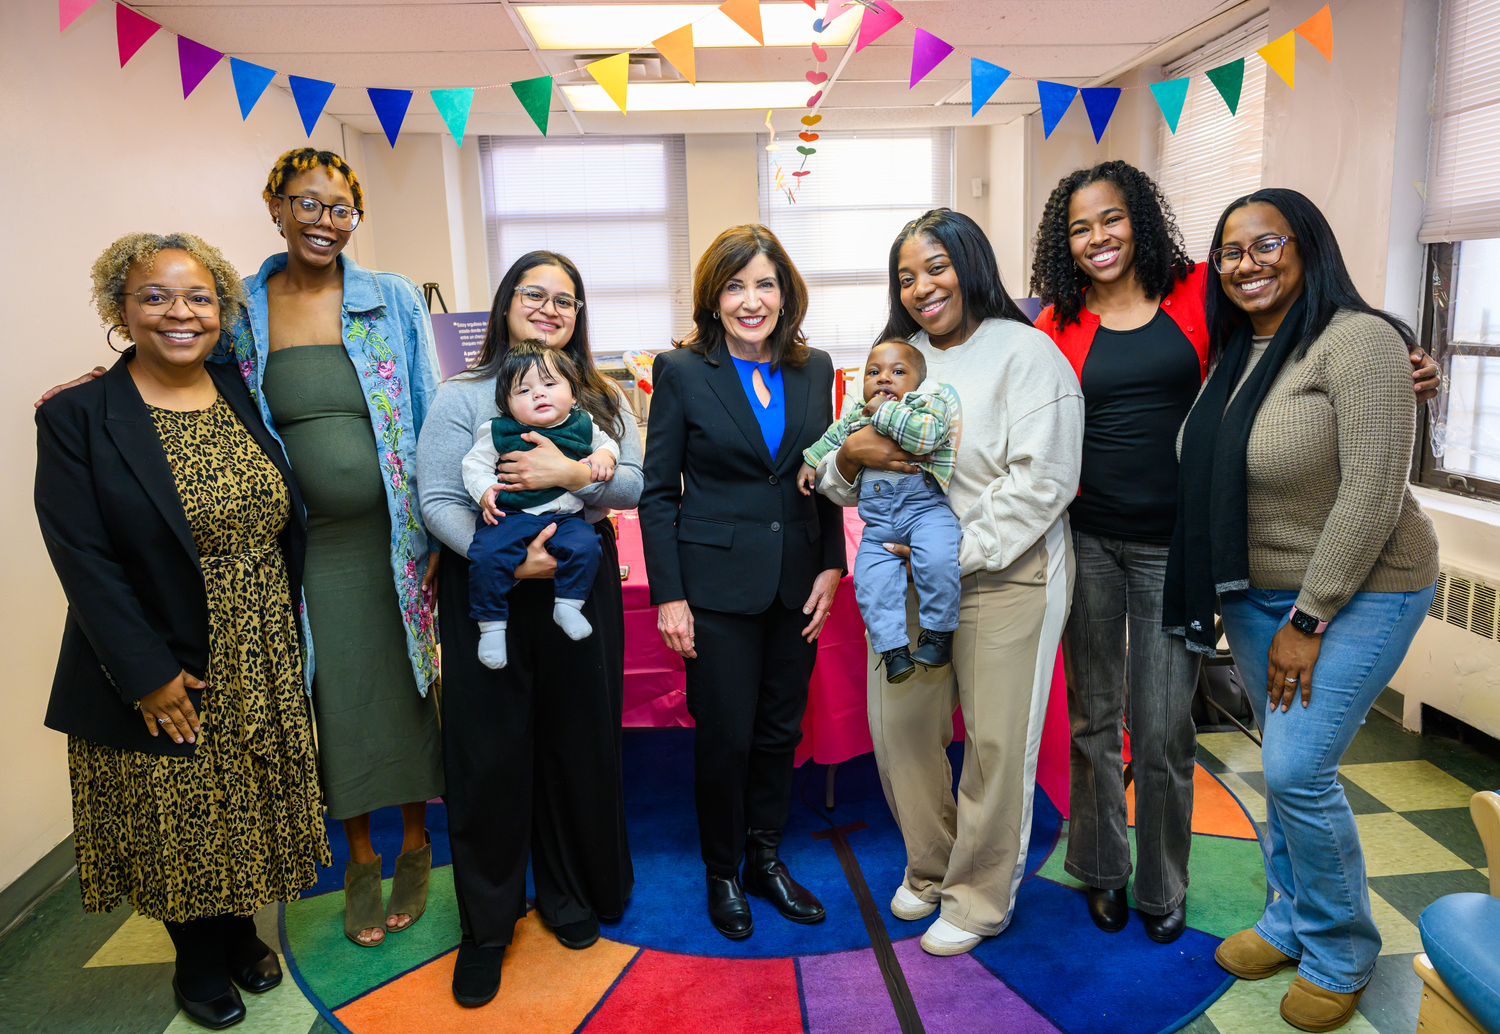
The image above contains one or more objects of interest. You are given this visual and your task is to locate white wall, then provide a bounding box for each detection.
[683,134,761,270]
[0,1,344,895]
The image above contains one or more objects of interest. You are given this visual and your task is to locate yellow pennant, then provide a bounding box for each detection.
[718,0,765,46]
[653,23,696,85]
[586,52,630,112]
[1258,30,1296,89]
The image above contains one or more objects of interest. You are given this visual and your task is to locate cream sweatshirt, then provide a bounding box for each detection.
[817,317,1084,577]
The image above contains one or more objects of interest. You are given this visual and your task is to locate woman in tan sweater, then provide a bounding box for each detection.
[1165,188,1438,1033]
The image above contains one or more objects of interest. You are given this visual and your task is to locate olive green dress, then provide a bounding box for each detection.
[68,398,329,921]
[262,345,443,820]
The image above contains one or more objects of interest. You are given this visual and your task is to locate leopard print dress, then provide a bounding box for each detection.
[68,396,331,921]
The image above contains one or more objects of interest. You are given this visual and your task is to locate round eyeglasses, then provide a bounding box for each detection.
[514,285,583,316]
[1209,234,1298,274]
[276,194,363,231]
[127,287,221,316]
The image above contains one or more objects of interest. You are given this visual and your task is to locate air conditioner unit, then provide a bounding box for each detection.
[1429,565,1500,642]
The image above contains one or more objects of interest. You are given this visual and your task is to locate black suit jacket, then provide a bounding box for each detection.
[639,345,846,614]
[35,354,306,757]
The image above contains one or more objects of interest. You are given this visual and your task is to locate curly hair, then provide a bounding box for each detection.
[1029,160,1192,328]
[89,232,247,343]
[262,147,365,213]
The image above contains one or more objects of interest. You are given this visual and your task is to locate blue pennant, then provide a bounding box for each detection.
[1081,87,1121,143]
[970,58,1010,117]
[1150,77,1191,133]
[368,87,413,147]
[229,58,275,120]
[1037,80,1078,139]
[288,75,336,137]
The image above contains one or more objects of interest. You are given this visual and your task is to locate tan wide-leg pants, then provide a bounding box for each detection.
[868,517,1074,937]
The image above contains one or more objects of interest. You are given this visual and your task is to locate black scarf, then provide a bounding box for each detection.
[1163,295,1307,655]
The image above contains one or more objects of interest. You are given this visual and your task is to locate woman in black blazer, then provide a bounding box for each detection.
[35,233,328,1029]
[640,225,846,940]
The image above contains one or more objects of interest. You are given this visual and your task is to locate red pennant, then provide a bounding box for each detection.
[116,3,161,67]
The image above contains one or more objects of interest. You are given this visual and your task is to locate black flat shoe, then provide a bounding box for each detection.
[707,873,754,940]
[743,853,825,924]
[910,629,953,669]
[882,647,916,684]
[228,948,281,994]
[553,914,600,950]
[173,976,246,1030]
[452,941,504,1008]
[1142,904,1187,944]
[1087,886,1129,933]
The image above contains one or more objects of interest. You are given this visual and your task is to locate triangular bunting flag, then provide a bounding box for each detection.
[718,0,764,46]
[1037,80,1078,139]
[431,88,475,145]
[116,4,160,67]
[177,36,222,99]
[586,54,630,113]
[59,0,96,32]
[288,75,336,137]
[510,75,552,135]
[855,1,903,53]
[970,58,1010,116]
[654,23,696,86]
[1149,76,1191,133]
[1205,59,1244,115]
[1296,4,1333,62]
[1081,87,1120,143]
[1259,30,1296,88]
[368,88,412,147]
[230,58,276,120]
[909,28,954,88]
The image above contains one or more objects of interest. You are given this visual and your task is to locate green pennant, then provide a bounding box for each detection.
[510,75,553,136]
[431,88,474,146]
[1205,59,1244,115]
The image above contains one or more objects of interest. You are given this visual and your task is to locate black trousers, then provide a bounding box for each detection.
[683,601,817,875]
[438,521,632,947]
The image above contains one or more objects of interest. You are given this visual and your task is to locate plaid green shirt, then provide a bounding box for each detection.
[803,381,959,492]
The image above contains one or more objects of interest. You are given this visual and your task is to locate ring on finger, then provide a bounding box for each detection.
[156,716,170,725]
[1283,676,1298,683]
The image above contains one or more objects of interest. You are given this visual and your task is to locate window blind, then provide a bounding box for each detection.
[1156,16,1269,260]
[757,128,953,370]
[477,134,692,358]
[1421,0,1500,242]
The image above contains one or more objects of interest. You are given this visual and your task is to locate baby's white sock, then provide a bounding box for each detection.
[477,620,508,669]
[552,598,593,640]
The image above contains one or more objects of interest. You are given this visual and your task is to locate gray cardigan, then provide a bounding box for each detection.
[416,373,644,558]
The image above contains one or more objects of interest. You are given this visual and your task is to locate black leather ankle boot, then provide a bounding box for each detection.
[706,871,753,940]
[742,829,825,924]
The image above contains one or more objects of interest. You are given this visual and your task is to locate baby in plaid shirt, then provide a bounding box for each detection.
[799,339,961,684]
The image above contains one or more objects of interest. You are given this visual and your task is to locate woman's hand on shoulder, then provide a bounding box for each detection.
[497,433,591,494]
[35,367,106,408]
[834,425,924,482]
[138,671,205,745]
[658,599,696,658]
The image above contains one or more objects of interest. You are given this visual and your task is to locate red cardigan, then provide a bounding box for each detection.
[1034,263,1211,385]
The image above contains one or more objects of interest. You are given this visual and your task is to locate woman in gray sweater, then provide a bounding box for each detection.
[415,251,642,1008]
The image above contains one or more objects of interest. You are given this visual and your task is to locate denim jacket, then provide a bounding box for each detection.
[221,252,440,696]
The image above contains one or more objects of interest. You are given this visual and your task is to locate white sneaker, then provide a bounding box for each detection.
[891,884,937,921]
[920,916,983,956]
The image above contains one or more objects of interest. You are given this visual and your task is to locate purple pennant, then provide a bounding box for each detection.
[1080,87,1121,143]
[909,27,954,88]
[367,87,413,147]
[177,36,223,99]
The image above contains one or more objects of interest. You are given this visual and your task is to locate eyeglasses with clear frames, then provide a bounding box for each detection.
[513,285,583,316]
[127,287,221,316]
[1209,234,1298,274]
[276,194,363,231]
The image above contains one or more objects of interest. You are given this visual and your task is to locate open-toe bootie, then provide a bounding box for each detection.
[343,857,386,947]
[387,832,431,933]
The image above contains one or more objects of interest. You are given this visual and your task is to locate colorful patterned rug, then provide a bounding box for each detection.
[279,728,1267,1034]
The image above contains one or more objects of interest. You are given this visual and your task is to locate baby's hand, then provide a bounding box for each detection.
[586,449,617,483]
[797,462,816,496]
[481,484,505,526]
[862,391,895,417]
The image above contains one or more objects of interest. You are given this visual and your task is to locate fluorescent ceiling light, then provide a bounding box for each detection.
[561,80,820,111]
[517,4,859,49]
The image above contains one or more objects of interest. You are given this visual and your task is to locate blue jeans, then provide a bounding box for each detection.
[1220,583,1435,993]
[854,473,961,654]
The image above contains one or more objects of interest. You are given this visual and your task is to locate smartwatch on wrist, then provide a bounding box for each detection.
[1288,606,1328,635]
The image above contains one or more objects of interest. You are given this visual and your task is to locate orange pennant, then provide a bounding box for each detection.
[586,53,630,112]
[718,0,764,45]
[1258,30,1296,88]
[653,23,695,85]
[1295,4,1333,62]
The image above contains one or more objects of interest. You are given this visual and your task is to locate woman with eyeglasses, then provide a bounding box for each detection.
[416,251,641,1006]
[1168,188,1438,1032]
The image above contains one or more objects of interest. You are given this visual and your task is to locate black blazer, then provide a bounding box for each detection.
[35,354,307,757]
[640,345,846,614]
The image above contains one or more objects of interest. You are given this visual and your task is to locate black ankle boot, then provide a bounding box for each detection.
[881,646,916,683]
[706,872,753,940]
[910,629,953,669]
[742,830,825,924]
[1087,886,1129,933]
[452,940,504,1007]
[164,918,244,1029]
[1142,903,1187,944]
[219,915,280,994]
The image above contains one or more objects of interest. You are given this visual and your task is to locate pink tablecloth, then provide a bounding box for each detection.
[613,510,1072,816]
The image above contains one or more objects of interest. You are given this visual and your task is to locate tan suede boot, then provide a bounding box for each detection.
[1214,928,1297,979]
[1280,975,1365,1032]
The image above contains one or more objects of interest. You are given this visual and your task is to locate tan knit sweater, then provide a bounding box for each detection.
[1233,309,1438,620]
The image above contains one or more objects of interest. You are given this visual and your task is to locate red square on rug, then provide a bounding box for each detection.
[582,950,804,1034]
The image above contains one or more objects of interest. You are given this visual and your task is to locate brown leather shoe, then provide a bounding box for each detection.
[1214,928,1297,979]
[1279,975,1365,1032]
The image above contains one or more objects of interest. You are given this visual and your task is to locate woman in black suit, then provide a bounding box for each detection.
[640,224,847,940]
[35,233,328,1029]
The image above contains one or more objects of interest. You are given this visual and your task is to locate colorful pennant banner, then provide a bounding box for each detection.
[288,75,335,137]
[909,28,953,88]
[115,3,158,67]
[1150,76,1191,134]
[1080,87,1120,144]
[229,57,275,120]
[368,87,413,147]
[1037,81,1078,139]
[177,35,221,98]
[1205,59,1245,115]
[510,76,552,136]
[431,88,474,145]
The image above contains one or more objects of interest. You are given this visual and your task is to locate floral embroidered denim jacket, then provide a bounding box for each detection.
[220,252,440,697]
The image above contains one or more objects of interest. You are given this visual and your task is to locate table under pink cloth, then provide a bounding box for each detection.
[613,509,1072,817]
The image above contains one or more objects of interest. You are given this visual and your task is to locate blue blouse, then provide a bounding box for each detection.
[729,354,785,458]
